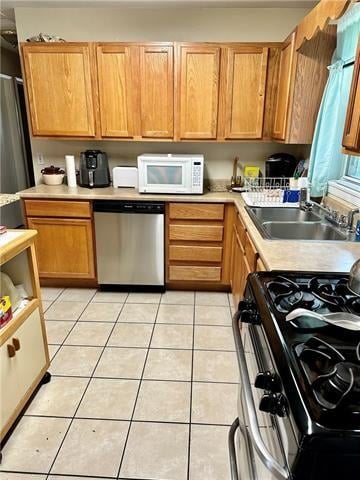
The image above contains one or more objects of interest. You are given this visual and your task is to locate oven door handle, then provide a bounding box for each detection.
[229,417,257,480]
[232,310,289,480]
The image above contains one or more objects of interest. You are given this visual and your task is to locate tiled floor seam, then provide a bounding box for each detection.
[116,298,162,479]
[186,291,197,480]
[45,298,126,477]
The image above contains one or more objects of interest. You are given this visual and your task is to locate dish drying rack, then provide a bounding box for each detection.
[242,177,299,207]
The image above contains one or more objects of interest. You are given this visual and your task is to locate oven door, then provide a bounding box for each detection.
[230,311,291,480]
[138,158,192,193]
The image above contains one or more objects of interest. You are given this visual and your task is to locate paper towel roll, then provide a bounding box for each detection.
[65,155,77,187]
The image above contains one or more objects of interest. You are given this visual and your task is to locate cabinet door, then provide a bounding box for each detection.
[22,43,96,137]
[222,46,268,139]
[1,308,47,437]
[177,44,221,139]
[27,217,95,279]
[96,44,136,138]
[343,42,360,153]
[272,32,296,141]
[139,45,174,138]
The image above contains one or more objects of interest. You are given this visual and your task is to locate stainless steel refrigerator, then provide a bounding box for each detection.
[0,74,34,227]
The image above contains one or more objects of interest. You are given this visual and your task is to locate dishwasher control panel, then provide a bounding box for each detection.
[93,201,165,214]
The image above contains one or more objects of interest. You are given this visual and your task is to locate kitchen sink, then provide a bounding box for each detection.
[245,205,354,242]
[248,207,321,223]
[261,222,348,241]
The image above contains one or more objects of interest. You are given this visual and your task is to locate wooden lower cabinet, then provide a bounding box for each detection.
[166,202,232,288]
[27,217,95,280]
[1,231,49,440]
[231,211,262,307]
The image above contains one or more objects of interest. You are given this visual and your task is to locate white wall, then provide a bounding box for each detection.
[15,6,312,184]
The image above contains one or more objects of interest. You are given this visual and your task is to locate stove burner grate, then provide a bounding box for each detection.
[309,277,360,313]
[296,337,360,411]
[267,276,323,314]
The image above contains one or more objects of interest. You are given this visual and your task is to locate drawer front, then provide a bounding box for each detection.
[169,224,224,242]
[245,232,258,271]
[169,265,221,282]
[24,200,91,218]
[169,203,224,220]
[169,245,223,263]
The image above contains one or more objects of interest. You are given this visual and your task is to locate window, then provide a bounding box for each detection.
[329,155,360,207]
[344,156,360,183]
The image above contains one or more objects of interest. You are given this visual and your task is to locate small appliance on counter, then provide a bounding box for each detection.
[137,154,204,194]
[265,152,297,178]
[41,165,65,185]
[113,166,138,188]
[79,150,110,189]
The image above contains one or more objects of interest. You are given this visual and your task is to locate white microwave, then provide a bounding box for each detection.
[137,154,204,194]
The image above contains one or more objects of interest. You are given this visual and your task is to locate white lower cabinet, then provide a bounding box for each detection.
[0,307,47,436]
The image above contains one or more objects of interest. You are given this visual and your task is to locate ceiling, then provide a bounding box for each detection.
[1,0,318,9]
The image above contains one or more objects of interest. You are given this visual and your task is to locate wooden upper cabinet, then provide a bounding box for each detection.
[272,27,336,144]
[272,33,296,141]
[22,43,96,137]
[343,41,360,154]
[176,44,221,140]
[96,44,136,138]
[220,46,269,139]
[139,45,174,138]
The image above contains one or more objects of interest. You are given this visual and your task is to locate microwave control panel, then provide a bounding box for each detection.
[192,161,203,193]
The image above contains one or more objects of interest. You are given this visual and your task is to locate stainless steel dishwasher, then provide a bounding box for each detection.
[93,201,165,288]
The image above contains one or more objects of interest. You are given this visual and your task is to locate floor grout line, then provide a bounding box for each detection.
[186,291,196,480]
[116,298,162,480]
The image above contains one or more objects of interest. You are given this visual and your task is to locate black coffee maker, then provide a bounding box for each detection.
[79,150,110,188]
[265,153,297,178]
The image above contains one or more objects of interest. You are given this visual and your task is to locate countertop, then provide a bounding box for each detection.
[18,184,360,274]
[0,229,37,265]
[0,193,20,208]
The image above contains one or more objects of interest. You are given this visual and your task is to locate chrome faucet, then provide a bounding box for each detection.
[299,188,312,211]
[347,208,360,232]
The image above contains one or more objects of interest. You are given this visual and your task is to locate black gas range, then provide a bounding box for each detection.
[230,271,360,480]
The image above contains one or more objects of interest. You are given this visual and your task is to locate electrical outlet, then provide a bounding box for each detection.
[37,153,45,165]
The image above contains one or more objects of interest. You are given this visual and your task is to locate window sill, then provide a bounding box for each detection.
[328,180,360,207]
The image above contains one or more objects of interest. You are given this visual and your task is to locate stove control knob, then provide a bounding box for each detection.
[237,301,260,325]
[255,371,282,393]
[259,393,288,417]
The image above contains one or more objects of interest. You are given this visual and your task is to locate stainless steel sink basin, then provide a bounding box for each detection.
[248,207,321,223]
[244,205,354,242]
[262,222,348,241]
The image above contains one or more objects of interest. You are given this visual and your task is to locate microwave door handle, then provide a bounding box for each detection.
[232,310,289,480]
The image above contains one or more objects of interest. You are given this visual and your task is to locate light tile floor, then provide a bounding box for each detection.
[1,288,238,480]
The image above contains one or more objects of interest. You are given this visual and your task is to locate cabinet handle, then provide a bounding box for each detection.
[7,344,16,358]
[13,338,21,351]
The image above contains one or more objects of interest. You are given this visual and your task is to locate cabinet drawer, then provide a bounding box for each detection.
[245,232,258,271]
[169,224,224,242]
[169,203,224,220]
[169,265,221,282]
[169,245,223,263]
[24,200,91,218]
[1,307,47,436]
